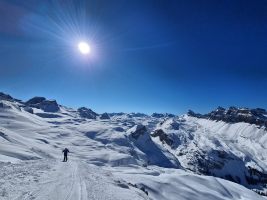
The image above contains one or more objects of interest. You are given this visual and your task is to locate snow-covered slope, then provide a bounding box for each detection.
[0,92,266,199]
[153,115,267,194]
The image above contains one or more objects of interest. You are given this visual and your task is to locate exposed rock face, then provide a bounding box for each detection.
[181,147,267,186]
[130,125,148,140]
[108,112,125,117]
[26,97,60,112]
[208,107,267,126]
[187,110,203,118]
[188,107,267,128]
[151,129,174,146]
[114,127,124,132]
[152,113,175,118]
[78,107,98,119]
[159,118,180,130]
[246,166,267,185]
[0,92,14,101]
[39,100,60,112]
[24,107,34,114]
[127,113,148,118]
[26,97,46,105]
[100,113,110,120]
[128,125,180,168]
[0,102,11,109]
[170,121,179,130]
[152,113,164,118]
[35,113,61,118]
[183,149,226,175]
[166,113,176,118]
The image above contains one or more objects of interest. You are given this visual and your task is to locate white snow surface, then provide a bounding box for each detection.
[0,99,266,200]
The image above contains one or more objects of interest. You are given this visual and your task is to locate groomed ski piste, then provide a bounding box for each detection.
[0,93,266,200]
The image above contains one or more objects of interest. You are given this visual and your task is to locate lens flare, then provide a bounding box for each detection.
[78,42,90,54]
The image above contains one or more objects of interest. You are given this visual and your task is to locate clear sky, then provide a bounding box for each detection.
[0,0,267,114]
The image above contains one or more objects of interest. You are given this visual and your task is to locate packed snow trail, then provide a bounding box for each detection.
[17,161,88,200]
[2,159,148,200]
[2,158,264,200]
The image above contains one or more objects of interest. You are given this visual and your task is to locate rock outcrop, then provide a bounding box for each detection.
[26,97,60,112]
[26,97,46,105]
[78,107,98,119]
[129,125,148,140]
[0,92,14,101]
[100,112,110,120]
[188,107,267,128]
[24,107,34,114]
[152,113,175,118]
[151,129,174,146]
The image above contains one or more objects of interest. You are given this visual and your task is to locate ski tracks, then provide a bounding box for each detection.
[12,159,148,200]
[15,161,87,200]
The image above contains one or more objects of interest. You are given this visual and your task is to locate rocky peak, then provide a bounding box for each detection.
[26,97,60,112]
[26,97,46,105]
[187,110,203,118]
[40,100,60,112]
[152,113,175,118]
[0,92,14,101]
[108,112,125,117]
[129,125,148,140]
[100,112,110,120]
[78,107,98,119]
[127,113,148,118]
[151,129,174,146]
[189,107,267,128]
[0,92,21,102]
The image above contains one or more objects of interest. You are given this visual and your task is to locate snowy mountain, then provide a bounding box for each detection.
[0,92,267,200]
[188,106,267,128]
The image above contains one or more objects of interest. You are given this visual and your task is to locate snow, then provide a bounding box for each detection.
[1,159,264,200]
[0,97,266,199]
[112,166,265,200]
[0,159,148,200]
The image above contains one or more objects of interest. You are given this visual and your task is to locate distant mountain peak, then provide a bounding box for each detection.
[26,97,46,105]
[188,106,267,128]
[0,92,21,102]
[77,107,98,119]
[26,97,60,112]
[151,113,176,118]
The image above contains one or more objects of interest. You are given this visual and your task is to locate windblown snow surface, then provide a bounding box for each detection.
[0,96,266,200]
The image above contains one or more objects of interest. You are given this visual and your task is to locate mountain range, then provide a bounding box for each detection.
[1,92,267,200]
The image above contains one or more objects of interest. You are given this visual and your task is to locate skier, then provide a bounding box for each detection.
[62,148,69,162]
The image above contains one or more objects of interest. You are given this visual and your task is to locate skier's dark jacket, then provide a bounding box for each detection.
[62,148,69,156]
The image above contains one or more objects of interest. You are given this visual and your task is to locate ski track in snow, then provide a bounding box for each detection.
[1,158,265,200]
[3,159,148,200]
[18,161,85,200]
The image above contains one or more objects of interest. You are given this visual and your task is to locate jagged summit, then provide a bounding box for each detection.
[188,106,267,128]
[78,107,98,119]
[0,92,21,102]
[26,97,60,112]
[26,97,46,105]
[100,112,110,120]
[0,92,14,101]
[152,113,176,118]
[1,92,267,128]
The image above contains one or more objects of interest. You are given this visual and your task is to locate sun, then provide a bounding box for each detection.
[78,41,90,55]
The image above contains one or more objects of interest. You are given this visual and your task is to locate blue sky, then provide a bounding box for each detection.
[0,0,267,114]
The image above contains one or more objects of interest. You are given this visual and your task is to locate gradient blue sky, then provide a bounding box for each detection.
[0,0,267,114]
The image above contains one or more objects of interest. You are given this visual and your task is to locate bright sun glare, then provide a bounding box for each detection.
[78,42,90,55]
